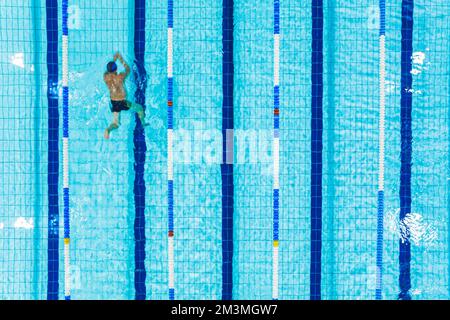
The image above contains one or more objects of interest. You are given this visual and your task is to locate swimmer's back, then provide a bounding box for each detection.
[104,72,127,101]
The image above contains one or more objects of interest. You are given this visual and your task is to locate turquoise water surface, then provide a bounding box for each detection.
[0,0,449,299]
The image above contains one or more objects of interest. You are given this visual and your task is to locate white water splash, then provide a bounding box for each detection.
[385,209,438,246]
[10,52,24,69]
[14,217,34,229]
[385,79,397,94]
[411,51,426,75]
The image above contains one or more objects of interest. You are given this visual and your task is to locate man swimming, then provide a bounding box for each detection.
[103,52,147,139]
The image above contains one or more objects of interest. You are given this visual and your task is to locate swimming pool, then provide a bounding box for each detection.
[0,0,449,300]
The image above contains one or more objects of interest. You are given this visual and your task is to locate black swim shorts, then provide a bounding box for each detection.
[110,100,130,112]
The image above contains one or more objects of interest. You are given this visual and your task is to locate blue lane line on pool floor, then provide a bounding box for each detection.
[221,0,234,301]
[399,0,414,300]
[311,0,324,301]
[46,0,60,300]
[133,0,147,300]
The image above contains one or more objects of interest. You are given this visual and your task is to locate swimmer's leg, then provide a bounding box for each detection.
[126,101,148,126]
[104,112,120,139]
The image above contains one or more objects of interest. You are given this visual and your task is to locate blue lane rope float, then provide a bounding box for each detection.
[272,0,280,301]
[399,0,414,300]
[376,0,386,300]
[221,0,234,301]
[62,0,71,300]
[167,0,175,300]
[310,0,323,301]
[46,0,60,300]
[133,0,148,300]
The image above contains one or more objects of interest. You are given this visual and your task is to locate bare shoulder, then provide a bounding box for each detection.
[104,72,116,85]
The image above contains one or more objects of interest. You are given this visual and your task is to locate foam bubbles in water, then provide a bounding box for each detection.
[385,209,438,246]
[411,51,427,75]
[68,55,113,123]
[10,52,25,69]
[14,217,33,229]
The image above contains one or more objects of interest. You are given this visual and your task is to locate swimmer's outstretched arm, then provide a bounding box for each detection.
[114,52,130,77]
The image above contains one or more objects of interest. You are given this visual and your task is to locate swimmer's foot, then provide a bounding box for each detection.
[104,128,111,139]
[137,111,149,127]
[104,123,118,139]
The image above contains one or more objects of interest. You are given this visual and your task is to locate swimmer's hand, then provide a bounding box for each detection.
[113,52,130,76]
[114,52,126,62]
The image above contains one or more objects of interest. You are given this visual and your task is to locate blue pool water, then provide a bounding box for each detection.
[0,0,449,300]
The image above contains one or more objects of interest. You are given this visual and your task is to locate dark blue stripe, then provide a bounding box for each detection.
[221,164,233,300]
[273,189,279,241]
[168,0,173,28]
[221,0,234,301]
[376,190,384,299]
[62,0,68,35]
[274,0,280,35]
[274,86,279,109]
[169,288,175,300]
[168,108,173,129]
[168,180,174,231]
[379,0,386,36]
[168,77,173,129]
[311,0,323,301]
[399,0,414,301]
[62,87,69,137]
[46,0,59,300]
[133,0,147,300]
[63,188,70,238]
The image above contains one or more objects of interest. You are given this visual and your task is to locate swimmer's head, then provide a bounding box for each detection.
[106,61,117,73]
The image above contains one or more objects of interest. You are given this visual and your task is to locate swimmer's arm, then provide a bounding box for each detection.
[122,60,131,77]
[114,52,130,77]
